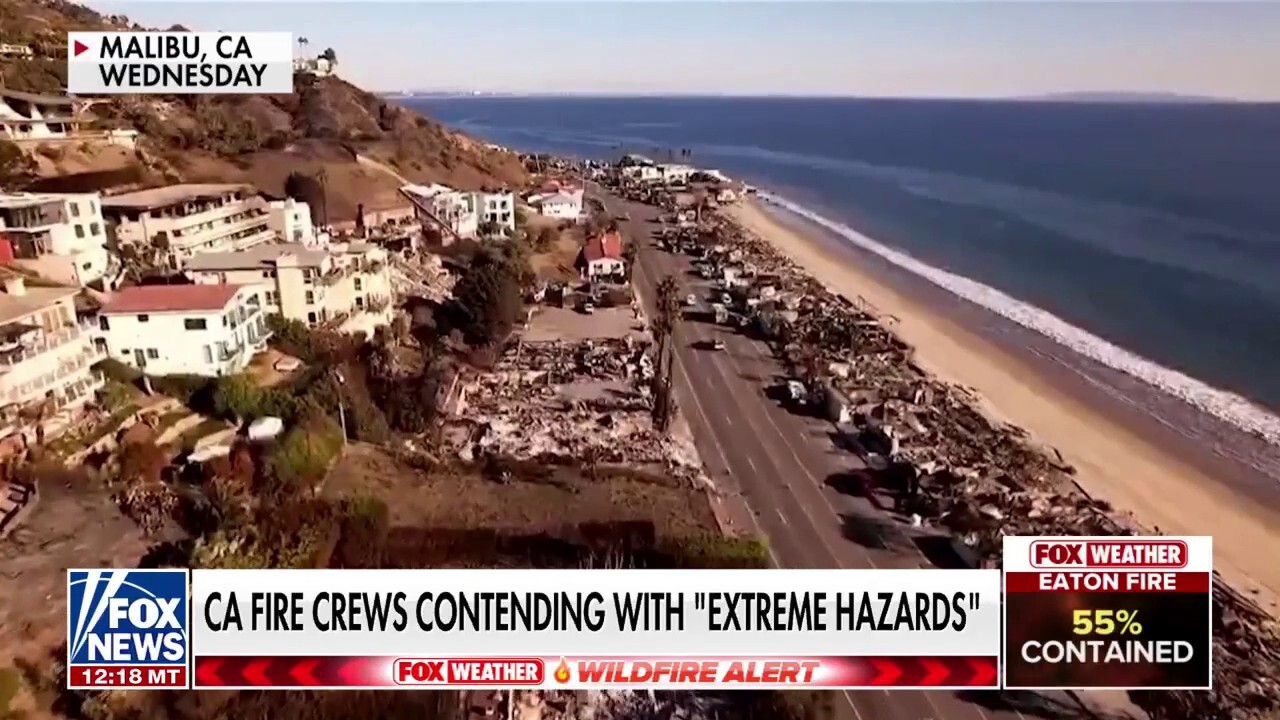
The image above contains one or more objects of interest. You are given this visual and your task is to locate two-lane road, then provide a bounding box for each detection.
[596,190,1062,720]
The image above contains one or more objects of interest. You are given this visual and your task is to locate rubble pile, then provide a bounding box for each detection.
[685,207,1280,718]
[390,251,455,302]
[511,689,726,720]
[449,339,700,481]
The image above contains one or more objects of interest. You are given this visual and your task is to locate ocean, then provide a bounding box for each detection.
[405,96,1280,484]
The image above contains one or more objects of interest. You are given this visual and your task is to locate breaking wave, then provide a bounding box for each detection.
[759,190,1280,447]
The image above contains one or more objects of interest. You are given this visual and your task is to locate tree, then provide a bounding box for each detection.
[651,275,681,432]
[451,246,526,345]
[213,374,264,422]
[321,48,337,63]
[284,171,327,226]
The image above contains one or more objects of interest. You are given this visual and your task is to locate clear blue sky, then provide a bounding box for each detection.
[89,2,1280,100]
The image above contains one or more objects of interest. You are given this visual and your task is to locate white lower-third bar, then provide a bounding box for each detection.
[68,61,293,95]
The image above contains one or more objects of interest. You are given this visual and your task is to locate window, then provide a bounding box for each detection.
[262,270,276,278]
[146,348,159,359]
[90,222,100,236]
[265,291,277,304]
[307,311,317,324]
[305,291,315,304]
[184,318,207,331]
[137,314,149,323]
[69,202,80,217]
[354,277,362,291]
[203,345,213,363]
[74,225,85,239]
[355,296,364,309]
[98,316,110,331]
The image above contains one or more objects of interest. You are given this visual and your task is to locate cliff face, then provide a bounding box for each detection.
[0,0,527,220]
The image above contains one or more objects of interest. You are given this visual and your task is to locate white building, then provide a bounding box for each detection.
[478,191,515,234]
[0,193,115,288]
[621,165,662,184]
[401,183,479,242]
[658,164,695,185]
[268,197,325,246]
[0,273,104,446]
[0,88,83,142]
[528,189,583,220]
[102,184,275,269]
[185,242,393,333]
[96,284,270,377]
[293,56,338,77]
[0,44,34,59]
[577,231,625,280]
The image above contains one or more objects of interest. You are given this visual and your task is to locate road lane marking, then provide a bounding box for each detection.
[619,198,1008,717]
[612,194,994,720]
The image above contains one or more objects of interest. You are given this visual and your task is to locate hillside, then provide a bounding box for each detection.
[0,0,527,220]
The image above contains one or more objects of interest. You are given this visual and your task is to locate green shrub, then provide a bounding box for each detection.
[151,373,216,410]
[213,374,265,421]
[266,315,317,361]
[96,357,142,384]
[268,414,344,491]
[662,535,771,569]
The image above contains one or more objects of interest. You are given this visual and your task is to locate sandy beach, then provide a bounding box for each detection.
[725,198,1280,614]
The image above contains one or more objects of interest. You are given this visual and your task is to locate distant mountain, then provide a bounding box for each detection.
[1021,92,1238,104]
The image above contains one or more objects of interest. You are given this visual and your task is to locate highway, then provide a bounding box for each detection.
[595,190,1091,720]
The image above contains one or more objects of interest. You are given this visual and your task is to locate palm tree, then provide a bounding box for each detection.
[651,275,681,431]
[297,36,309,57]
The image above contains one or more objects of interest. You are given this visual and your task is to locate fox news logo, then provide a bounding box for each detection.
[68,569,189,671]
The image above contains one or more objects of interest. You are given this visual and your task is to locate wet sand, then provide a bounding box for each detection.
[724,198,1280,615]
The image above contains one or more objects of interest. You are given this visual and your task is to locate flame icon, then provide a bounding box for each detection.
[554,658,571,683]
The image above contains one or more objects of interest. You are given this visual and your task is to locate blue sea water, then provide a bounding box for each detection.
[406,96,1280,437]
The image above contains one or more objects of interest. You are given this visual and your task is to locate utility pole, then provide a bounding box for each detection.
[333,369,348,445]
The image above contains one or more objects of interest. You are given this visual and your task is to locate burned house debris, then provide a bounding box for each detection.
[629,181,1280,719]
[443,336,703,486]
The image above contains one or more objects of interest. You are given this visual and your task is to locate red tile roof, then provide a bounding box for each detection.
[582,231,624,263]
[101,284,245,314]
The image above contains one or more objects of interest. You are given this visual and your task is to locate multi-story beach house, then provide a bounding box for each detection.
[401,183,480,242]
[267,197,324,247]
[102,184,276,269]
[0,272,104,446]
[0,192,116,288]
[479,191,515,234]
[95,284,270,377]
[184,242,393,333]
[0,88,83,142]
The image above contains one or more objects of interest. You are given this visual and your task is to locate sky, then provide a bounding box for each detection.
[88,2,1280,100]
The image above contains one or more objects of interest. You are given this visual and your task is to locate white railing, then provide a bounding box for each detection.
[0,350,100,406]
[0,324,84,367]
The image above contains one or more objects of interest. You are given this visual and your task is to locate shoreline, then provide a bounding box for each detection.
[723,196,1280,614]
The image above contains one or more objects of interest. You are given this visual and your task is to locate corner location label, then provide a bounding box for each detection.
[67,32,294,95]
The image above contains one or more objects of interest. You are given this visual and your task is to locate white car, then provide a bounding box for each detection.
[685,294,697,307]
[710,339,726,351]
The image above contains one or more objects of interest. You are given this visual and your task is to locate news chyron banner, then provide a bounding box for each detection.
[66,32,293,95]
[1003,536,1213,691]
[67,568,1001,690]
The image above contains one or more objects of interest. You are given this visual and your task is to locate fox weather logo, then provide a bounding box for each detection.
[67,569,189,668]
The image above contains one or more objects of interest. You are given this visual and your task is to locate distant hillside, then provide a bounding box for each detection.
[1021,91,1238,104]
[0,0,527,221]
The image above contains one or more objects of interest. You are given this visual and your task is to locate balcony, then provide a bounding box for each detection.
[0,350,101,407]
[0,324,85,369]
